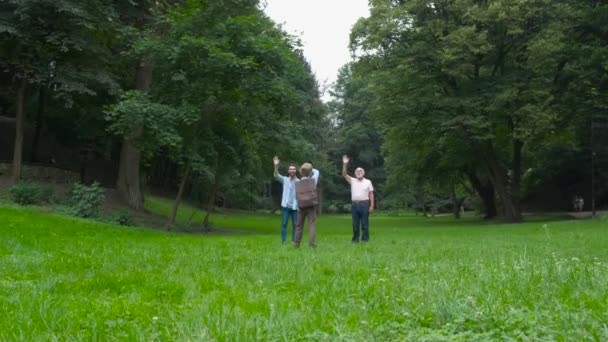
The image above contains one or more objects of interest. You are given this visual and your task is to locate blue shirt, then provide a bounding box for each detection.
[275,174,298,210]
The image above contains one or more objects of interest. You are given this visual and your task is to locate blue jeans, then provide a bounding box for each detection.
[352,203,370,242]
[280,207,297,243]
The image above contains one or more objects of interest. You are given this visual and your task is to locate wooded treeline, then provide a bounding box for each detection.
[1,0,606,223]
[342,0,608,221]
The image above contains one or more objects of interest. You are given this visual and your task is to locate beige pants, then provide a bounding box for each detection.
[294,206,317,247]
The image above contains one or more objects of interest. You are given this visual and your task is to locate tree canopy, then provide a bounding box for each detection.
[1,0,606,223]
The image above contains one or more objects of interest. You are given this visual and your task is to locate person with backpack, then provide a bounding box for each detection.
[273,156,299,244]
[342,155,375,243]
[294,162,320,248]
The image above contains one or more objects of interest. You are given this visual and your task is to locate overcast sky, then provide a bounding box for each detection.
[262,0,370,100]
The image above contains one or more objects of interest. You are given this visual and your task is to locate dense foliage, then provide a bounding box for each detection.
[1,0,606,221]
[348,0,608,220]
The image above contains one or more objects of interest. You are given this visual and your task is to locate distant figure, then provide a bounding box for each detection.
[342,155,375,243]
[273,156,298,244]
[573,195,584,212]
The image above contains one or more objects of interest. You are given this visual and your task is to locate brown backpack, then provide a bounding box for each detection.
[296,178,318,208]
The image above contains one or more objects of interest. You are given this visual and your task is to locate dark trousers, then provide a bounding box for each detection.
[352,202,370,242]
[294,206,317,247]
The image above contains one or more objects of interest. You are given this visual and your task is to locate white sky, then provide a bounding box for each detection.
[262,0,370,101]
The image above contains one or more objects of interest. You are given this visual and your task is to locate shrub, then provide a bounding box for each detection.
[9,181,54,205]
[107,209,135,226]
[324,201,351,214]
[66,182,105,218]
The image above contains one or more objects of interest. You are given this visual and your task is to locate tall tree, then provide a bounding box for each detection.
[351,0,581,221]
[0,0,119,183]
[113,0,161,209]
[123,1,323,225]
[326,64,385,208]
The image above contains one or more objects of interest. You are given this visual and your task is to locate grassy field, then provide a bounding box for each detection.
[1,204,608,341]
[144,196,282,233]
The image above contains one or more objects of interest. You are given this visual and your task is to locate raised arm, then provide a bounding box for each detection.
[342,155,352,184]
[273,156,283,182]
[311,168,320,185]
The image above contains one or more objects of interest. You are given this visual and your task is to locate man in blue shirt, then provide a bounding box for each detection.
[273,156,298,244]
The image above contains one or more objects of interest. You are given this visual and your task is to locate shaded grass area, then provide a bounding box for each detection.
[144,196,278,233]
[1,206,608,340]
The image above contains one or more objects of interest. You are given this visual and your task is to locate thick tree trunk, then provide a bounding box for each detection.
[452,203,461,219]
[11,79,27,184]
[117,134,144,209]
[468,172,497,219]
[451,189,465,219]
[116,59,152,210]
[166,162,191,229]
[482,142,521,222]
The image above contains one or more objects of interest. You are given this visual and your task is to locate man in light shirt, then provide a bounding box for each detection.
[273,156,298,244]
[342,155,375,243]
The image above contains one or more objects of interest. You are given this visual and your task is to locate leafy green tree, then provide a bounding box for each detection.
[350,0,595,221]
[137,2,323,226]
[0,0,119,182]
[327,64,385,208]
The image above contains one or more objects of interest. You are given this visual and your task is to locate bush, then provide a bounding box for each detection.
[9,181,54,205]
[66,182,105,218]
[324,201,351,214]
[254,196,273,211]
[106,209,135,226]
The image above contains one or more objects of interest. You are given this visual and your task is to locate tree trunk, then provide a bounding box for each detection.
[511,139,523,218]
[489,169,512,219]
[117,135,144,209]
[451,189,465,219]
[418,191,427,217]
[116,59,152,210]
[468,172,497,219]
[270,181,281,214]
[166,162,191,229]
[481,142,521,222]
[317,185,323,216]
[30,86,46,163]
[11,79,27,184]
[202,181,219,231]
[452,190,459,219]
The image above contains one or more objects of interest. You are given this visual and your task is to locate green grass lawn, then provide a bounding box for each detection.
[144,196,282,233]
[1,205,608,341]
